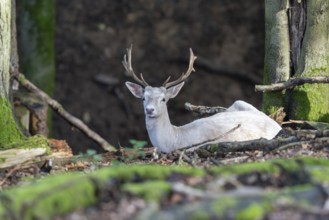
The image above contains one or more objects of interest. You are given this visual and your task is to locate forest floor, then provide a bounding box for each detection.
[1,120,329,219]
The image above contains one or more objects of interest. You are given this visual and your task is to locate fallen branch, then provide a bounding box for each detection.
[209,129,329,153]
[184,102,226,116]
[255,76,329,92]
[274,137,329,152]
[214,136,299,153]
[14,73,116,152]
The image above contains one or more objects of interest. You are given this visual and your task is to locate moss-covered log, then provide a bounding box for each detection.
[0,157,329,219]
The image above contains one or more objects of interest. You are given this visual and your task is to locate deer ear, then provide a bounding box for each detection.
[167,82,185,99]
[125,81,144,98]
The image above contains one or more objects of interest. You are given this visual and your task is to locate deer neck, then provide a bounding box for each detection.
[145,108,176,151]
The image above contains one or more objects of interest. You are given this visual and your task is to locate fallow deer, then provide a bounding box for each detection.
[124,46,282,153]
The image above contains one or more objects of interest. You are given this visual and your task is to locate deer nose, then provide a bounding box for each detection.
[146,107,155,114]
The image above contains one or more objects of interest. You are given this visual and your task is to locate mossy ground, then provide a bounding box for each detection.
[1,157,328,219]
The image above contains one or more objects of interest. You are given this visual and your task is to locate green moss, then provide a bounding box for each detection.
[293,83,329,122]
[236,202,270,220]
[0,98,24,147]
[262,92,287,115]
[211,160,279,175]
[2,135,50,152]
[309,168,329,183]
[1,173,96,220]
[211,197,237,217]
[93,165,205,182]
[190,210,211,220]
[210,157,328,177]
[1,158,329,219]
[122,181,171,201]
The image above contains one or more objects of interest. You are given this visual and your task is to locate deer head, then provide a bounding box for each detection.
[124,45,197,119]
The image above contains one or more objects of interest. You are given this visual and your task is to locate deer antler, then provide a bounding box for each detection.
[122,45,149,87]
[162,48,197,88]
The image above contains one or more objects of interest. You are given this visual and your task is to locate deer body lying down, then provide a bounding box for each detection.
[124,47,282,153]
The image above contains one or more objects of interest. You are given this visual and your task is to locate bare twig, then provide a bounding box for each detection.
[177,150,195,167]
[0,165,21,187]
[255,76,329,92]
[185,102,226,116]
[14,73,116,152]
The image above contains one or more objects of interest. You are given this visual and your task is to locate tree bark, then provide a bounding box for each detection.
[0,0,24,147]
[291,0,329,122]
[263,0,329,122]
[0,0,49,163]
[263,0,290,114]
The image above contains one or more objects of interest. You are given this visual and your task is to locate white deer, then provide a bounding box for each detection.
[124,46,282,153]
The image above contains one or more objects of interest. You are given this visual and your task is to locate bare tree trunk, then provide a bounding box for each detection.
[263,0,329,122]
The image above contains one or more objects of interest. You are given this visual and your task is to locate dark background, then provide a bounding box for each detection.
[53,0,265,153]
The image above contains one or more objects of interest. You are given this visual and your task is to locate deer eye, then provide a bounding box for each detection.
[162,98,166,102]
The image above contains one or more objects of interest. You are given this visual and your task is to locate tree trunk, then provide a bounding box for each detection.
[16,0,56,135]
[0,0,49,164]
[263,0,329,122]
[0,0,24,147]
[16,0,55,96]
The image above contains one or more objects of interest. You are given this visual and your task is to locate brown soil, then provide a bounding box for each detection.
[54,1,265,153]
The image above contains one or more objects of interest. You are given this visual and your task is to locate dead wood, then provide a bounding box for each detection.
[255,76,329,92]
[214,136,299,153]
[0,148,47,169]
[209,129,329,153]
[184,102,226,116]
[14,73,116,152]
